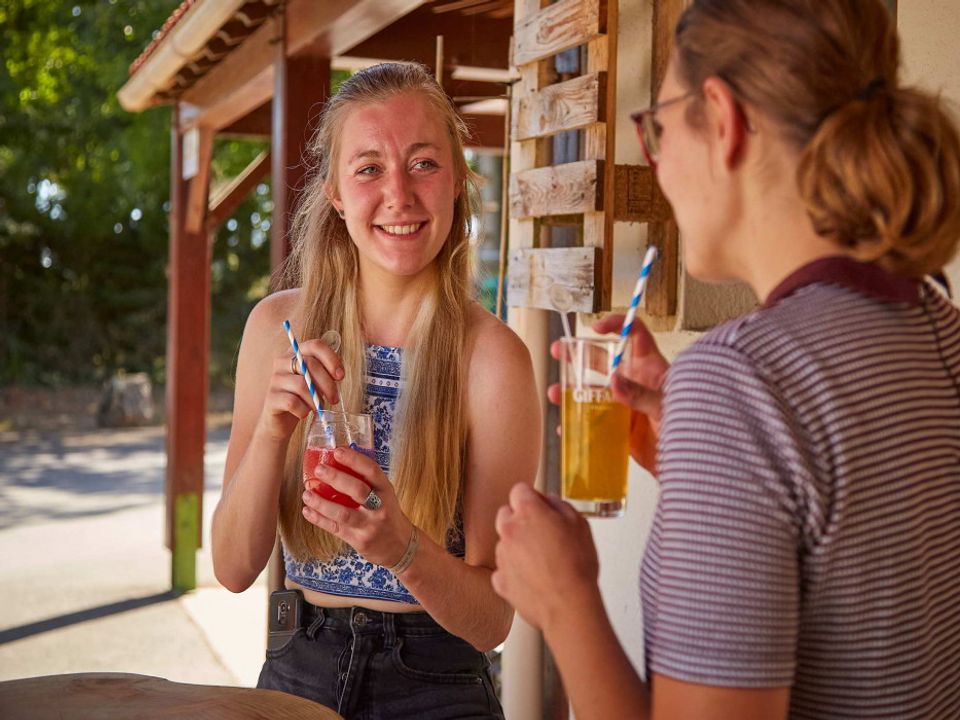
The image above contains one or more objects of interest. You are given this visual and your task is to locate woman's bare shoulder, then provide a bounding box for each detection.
[465,303,533,379]
[239,288,302,355]
[247,288,301,327]
[463,304,541,441]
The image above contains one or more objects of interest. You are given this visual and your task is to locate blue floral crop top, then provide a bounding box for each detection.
[284,343,464,605]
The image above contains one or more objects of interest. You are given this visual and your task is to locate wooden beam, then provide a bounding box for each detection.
[271,22,331,270]
[513,0,604,66]
[462,112,506,149]
[513,72,605,140]
[445,75,509,102]
[180,15,277,133]
[507,246,600,312]
[652,0,683,101]
[461,0,512,16]
[613,164,672,223]
[539,213,582,227]
[646,0,684,317]
[220,101,272,137]
[434,0,494,13]
[509,159,602,219]
[288,0,424,58]
[582,0,617,311]
[343,5,512,70]
[206,150,272,232]
[185,128,214,235]
[180,0,426,133]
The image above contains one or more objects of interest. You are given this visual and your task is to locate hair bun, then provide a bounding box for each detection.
[857,77,889,102]
[797,85,960,277]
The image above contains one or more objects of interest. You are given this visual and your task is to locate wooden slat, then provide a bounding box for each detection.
[513,0,604,66]
[613,164,672,223]
[512,72,605,140]
[510,159,602,218]
[507,246,600,312]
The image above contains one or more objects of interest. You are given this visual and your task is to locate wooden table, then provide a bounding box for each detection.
[0,673,343,719]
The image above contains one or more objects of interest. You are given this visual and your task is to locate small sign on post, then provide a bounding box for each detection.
[182,127,199,180]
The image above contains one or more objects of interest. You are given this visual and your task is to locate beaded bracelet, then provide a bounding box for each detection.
[388,526,420,575]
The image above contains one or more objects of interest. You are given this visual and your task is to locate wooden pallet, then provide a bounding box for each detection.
[507,0,682,316]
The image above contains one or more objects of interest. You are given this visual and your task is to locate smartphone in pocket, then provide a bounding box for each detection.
[268,589,302,651]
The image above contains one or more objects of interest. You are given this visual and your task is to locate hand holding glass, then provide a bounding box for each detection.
[560,338,632,518]
[303,411,375,508]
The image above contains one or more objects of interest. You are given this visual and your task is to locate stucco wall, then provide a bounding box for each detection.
[898,0,960,296]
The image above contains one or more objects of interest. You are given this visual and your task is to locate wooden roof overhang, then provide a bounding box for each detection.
[118,0,515,148]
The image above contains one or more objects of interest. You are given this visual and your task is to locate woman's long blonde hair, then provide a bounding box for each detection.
[275,63,481,560]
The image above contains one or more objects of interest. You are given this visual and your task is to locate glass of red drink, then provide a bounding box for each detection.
[302,411,375,508]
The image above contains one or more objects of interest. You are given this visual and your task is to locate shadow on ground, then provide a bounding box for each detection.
[0,425,230,529]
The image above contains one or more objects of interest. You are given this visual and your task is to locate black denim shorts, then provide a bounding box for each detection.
[257,598,504,720]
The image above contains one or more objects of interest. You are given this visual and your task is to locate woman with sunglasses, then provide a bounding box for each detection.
[493,1,960,718]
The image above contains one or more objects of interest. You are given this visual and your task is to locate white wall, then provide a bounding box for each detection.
[898,1,960,295]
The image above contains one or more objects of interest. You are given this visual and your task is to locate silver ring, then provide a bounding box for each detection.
[362,490,382,511]
[290,356,299,375]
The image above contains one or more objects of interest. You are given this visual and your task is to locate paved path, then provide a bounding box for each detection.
[0,423,267,687]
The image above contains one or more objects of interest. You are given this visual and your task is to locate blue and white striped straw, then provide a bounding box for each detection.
[282,319,321,414]
[610,245,659,373]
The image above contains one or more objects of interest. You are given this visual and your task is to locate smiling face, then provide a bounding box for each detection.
[328,91,461,282]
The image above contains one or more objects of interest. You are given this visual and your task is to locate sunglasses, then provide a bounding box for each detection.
[629,91,696,168]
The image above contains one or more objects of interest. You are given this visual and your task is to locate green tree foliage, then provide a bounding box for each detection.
[0,0,273,390]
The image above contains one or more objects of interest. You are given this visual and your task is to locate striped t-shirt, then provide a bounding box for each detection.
[640,257,960,718]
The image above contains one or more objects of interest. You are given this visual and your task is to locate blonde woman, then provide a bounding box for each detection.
[212,63,540,719]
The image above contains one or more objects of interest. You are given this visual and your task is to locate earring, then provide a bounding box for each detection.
[337,208,345,219]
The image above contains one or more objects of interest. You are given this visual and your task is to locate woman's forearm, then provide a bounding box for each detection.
[543,587,650,720]
[398,533,514,651]
[212,431,289,591]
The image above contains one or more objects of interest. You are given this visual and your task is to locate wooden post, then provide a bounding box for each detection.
[645,0,684,317]
[270,10,331,272]
[582,0,617,312]
[166,105,213,592]
[267,7,332,600]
